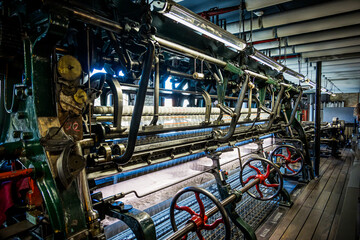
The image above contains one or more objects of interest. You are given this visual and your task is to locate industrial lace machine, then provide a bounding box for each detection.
[0,0,314,239]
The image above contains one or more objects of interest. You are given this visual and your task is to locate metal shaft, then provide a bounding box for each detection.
[150,57,160,125]
[154,37,227,67]
[46,2,123,33]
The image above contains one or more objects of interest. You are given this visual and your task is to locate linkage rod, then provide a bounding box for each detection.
[154,37,227,67]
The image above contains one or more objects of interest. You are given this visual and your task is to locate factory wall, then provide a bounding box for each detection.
[329,93,360,107]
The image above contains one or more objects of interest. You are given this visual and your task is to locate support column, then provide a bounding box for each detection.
[314,62,322,176]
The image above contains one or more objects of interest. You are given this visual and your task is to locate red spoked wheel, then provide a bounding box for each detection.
[240,158,283,201]
[169,186,231,240]
[269,145,304,177]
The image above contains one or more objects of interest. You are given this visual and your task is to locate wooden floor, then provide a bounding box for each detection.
[256,149,353,240]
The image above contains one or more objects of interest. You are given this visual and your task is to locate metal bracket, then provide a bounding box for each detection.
[106,203,156,240]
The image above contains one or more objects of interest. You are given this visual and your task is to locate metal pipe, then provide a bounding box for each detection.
[247,89,253,117]
[112,82,239,100]
[93,106,263,116]
[244,70,268,81]
[112,41,155,165]
[78,169,99,228]
[45,2,123,33]
[102,118,270,139]
[167,68,192,79]
[150,57,160,125]
[166,68,213,81]
[167,222,196,240]
[154,36,227,67]
[315,61,321,176]
[217,75,249,142]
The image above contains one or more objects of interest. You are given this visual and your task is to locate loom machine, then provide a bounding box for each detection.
[0,0,314,239]
[301,117,346,157]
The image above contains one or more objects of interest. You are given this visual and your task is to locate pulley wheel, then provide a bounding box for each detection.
[169,186,231,240]
[240,158,283,201]
[269,145,304,177]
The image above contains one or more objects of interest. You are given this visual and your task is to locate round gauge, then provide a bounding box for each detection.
[57,55,82,81]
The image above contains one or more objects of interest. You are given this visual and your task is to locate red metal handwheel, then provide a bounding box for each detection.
[169,186,231,240]
[269,145,304,177]
[240,158,283,201]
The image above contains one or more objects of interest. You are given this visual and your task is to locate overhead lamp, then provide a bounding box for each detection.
[321,88,327,92]
[284,68,305,81]
[153,0,246,51]
[307,81,316,87]
[250,50,285,72]
[331,93,336,97]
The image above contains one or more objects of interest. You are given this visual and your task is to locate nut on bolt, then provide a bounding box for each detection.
[21,132,33,140]
[17,112,28,119]
[13,131,22,138]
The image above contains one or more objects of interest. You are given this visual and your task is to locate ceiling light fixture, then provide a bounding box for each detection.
[307,81,316,87]
[155,0,247,51]
[250,50,285,72]
[284,68,305,81]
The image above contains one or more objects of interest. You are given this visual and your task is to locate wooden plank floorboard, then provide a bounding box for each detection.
[296,156,350,240]
[296,209,323,240]
[258,149,355,240]
[298,160,337,209]
[279,206,312,240]
[268,159,333,240]
[302,161,339,209]
[313,163,342,211]
[256,157,331,240]
[312,152,352,240]
[327,151,352,240]
[277,159,340,240]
